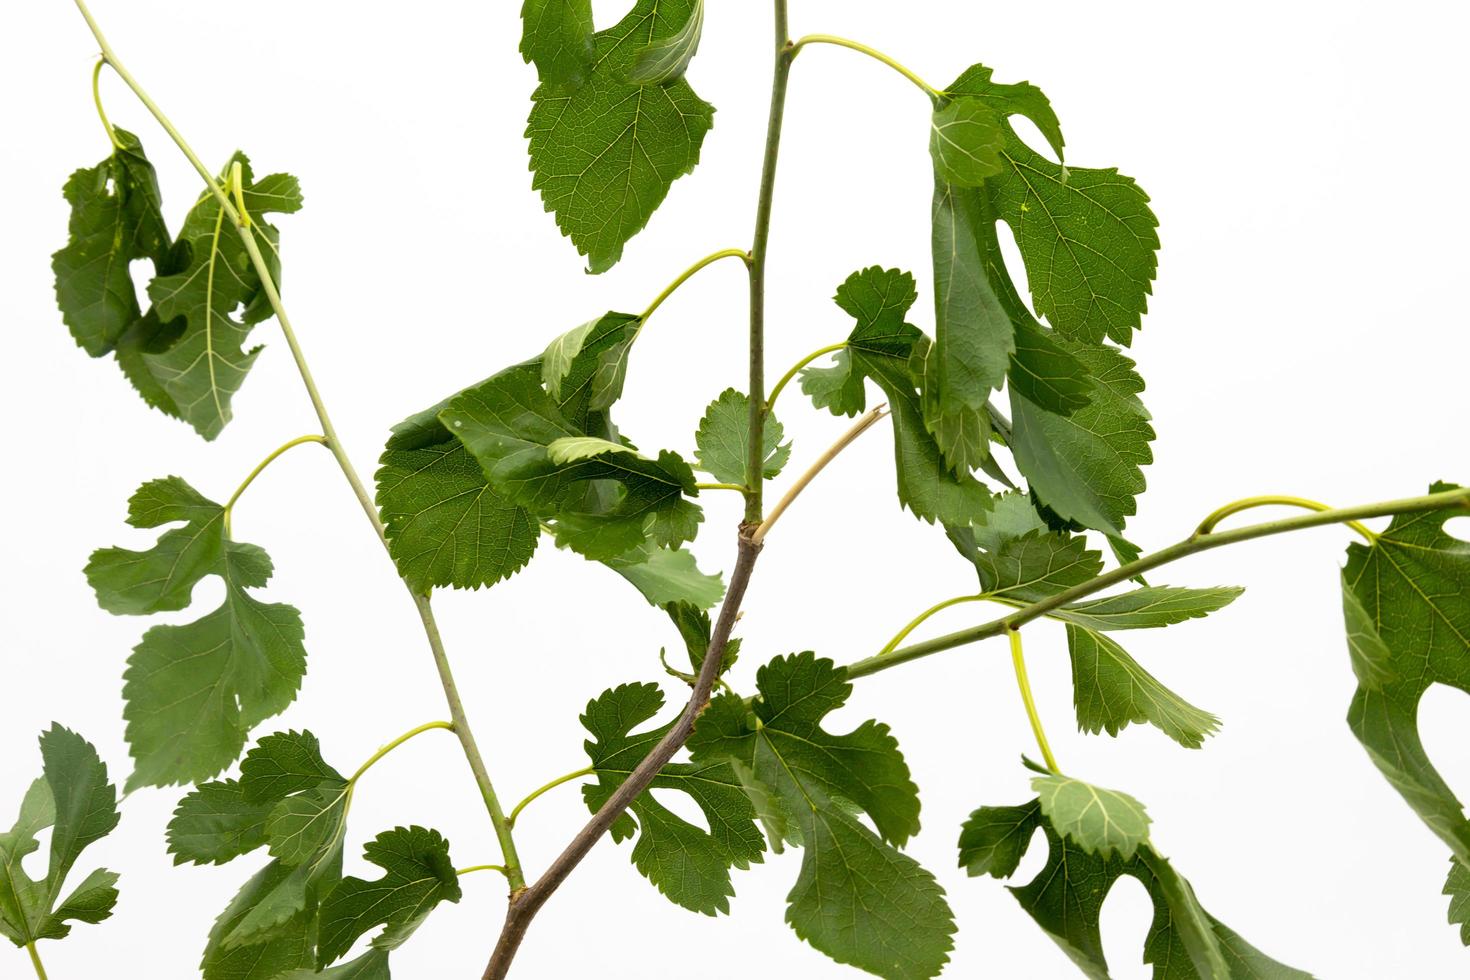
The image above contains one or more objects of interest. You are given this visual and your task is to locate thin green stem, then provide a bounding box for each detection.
[790,34,943,99]
[68,0,525,892]
[25,942,47,980]
[1194,494,1376,544]
[640,248,750,322]
[222,434,328,536]
[745,1,793,524]
[458,864,510,879]
[766,341,846,414]
[875,593,990,657]
[1009,628,1060,774]
[348,721,454,784]
[91,58,123,150]
[695,482,748,494]
[845,485,1470,680]
[508,767,596,828]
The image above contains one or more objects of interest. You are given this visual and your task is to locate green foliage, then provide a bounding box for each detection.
[1341,486,1470,864]
[0,727,120,950]
[1447,859,1470,946]
[1032,774,1151,860]
[526,0,715,272]
[625,0,705,85]
[519,0,594,89]
[695,388,789,485]
[1066,624,1220,749]
[580,683,764,914]
[87,477,306,790]
[691,653,955,978]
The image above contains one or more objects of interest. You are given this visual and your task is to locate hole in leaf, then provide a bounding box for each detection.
[992,218,1032,314]
[1418,682,1470,811]
[1009,114,1062,166]
[1099,871,1153,979]
[1011,823,1048,883]
[647,786,709,834]
[1442,514,1470,545]
[19,826,53,881]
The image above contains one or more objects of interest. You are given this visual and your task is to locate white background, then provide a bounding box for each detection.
[2,1,1468,977]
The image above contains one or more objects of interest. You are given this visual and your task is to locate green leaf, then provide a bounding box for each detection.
[52,128,171,357]
[546,435,639,465]
[441,366,701,559]
[949,63,1159,346]
[986,806,1312,979]
[599,542,725,609]
[201,859,318,980]
[691,653,954,978]
[665,600,739,675]
[0,726,120,949]
[809,267,997,524]
[972,530,1103,602]
[1010,338,1155,535]
[580,683,764,915]
[1340,578,1396,688]
[144,154,302,439]
[625,0,704,85]
[279,950,390,980]
[375,437,538,594]
[166,780,272,866]
[1341,484,1470,863]
[957,799,1042,878]
[315,826,462,967]
[1052,586,1243,631]
[1008,317,1093,415]
[87,477,307,789]
[929,98,1005,186]
[1446,858,1470,946]
[540,312,643,418]
[926,180,1013,474]
[519,0,594,89]
[527,0,715,273]
[265,785,351,866]
[239,730,345,803]
[1066,623,1220,748]
[1032,773,1152,859]
[695,388,789,485]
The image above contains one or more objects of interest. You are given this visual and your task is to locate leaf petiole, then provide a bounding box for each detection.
[25,941,47,980]
[789,34,943,100]
[765,341,847,414]
[1008,627,1061,774]
[221,433,328,536]
[456,864,510,879]
[639,248,751,322]
[874,592,992,657]
[349,720,456,785]
[90,58,123,151]
[1193,494,1377,544]
[508,767,596,828]
[694,482,748,494]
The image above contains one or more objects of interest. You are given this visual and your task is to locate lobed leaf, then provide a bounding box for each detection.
[694,388,789,485]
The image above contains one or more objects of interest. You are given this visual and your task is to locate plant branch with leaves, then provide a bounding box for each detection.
[13,0,1470,977]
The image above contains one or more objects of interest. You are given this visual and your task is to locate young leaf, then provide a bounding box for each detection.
[1341,484,1470,864]
[0,726,121,950]
[52,128,170,357]
[145,154,302,439]
[806,267,997,524]
[315,826,462,968]
[87,477,307,789]
[948,63,1159,346]
[580,683,764,915]
[1010,338,1155,535]
[972,529,1103,602]
[540,312,643,417]
[1032,773,1152,859]
[691,653,955,979]
[1066,623,1220,749]
[980,804,1311,979]
[695,388,790,485]
[527,0,715,272]
[1052,586,1243,631]
[519,0,595,89]
[624,0,704,85]
[929,98,1005,187]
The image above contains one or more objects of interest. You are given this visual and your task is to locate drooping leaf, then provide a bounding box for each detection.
[1340,485,1470,863]
[87,477,307,789]
[691,653,955,978]
[144,154,302,439]
[929,98,1005,186]
[695,388,789,485]
[315,826,462,968]
[1010,337,1155,535]
[0,726,121,950]
[806,267,997,525]
[52,128,170,357]
[981,801,1312,979]
[442,367,702,560]
[1052,587,1243,631]
[527,0,715,272]
[519,0,595,89]
[540,312,642,418]
[1033,773,1152,859]
[580,683,764,915]
[948,63,1159,346]
[1066,623,1220,749]
[599,542,725,609]
[625,0,704,85]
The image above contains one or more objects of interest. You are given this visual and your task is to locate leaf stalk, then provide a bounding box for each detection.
[348,720,455,785]
[25,942,47,980]
[790,34,943,99]
[1193,494,1376,544]
[221,434,328,536]
[90,58,123,150]
[639,248,751,322]
[508,767,596,827]
[1009,627,1061,774]
[765,341,847,414]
